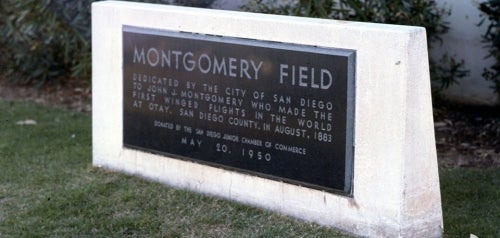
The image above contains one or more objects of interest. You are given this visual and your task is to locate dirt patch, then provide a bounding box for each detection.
[434,102,500,168]
[0,78,91,113]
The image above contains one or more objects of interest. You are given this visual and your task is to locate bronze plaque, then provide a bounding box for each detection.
[123,26,355,195]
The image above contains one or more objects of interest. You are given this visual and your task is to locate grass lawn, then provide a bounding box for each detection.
[1,100,499,237]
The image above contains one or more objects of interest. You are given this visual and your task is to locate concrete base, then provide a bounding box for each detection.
[92,1,443,237]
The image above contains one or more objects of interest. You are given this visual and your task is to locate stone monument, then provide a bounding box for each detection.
[92,1,443,237]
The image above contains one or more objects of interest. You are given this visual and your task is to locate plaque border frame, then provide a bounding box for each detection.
[121,25,356,196]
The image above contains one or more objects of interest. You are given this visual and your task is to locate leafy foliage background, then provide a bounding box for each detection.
[0,0,214,86]
[0,0,91,86]
[479,0,500,99]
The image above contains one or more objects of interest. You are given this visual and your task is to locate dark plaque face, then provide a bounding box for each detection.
[123,26,355,195]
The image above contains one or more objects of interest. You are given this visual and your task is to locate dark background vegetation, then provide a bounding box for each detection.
[479,0,500,97]
[1,0,498,98]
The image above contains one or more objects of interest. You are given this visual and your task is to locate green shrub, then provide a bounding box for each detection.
[46,0,187,42]
[0,0,210,86]
[242,0,468,92]
[0,0,91,86]
[479,0,500,100]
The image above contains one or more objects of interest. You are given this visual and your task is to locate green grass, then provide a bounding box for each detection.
[0,100,349,237]
[441,169,500,238]
[0,100,499,237]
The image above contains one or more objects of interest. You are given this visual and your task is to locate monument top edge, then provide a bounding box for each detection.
[92,1,425,34]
